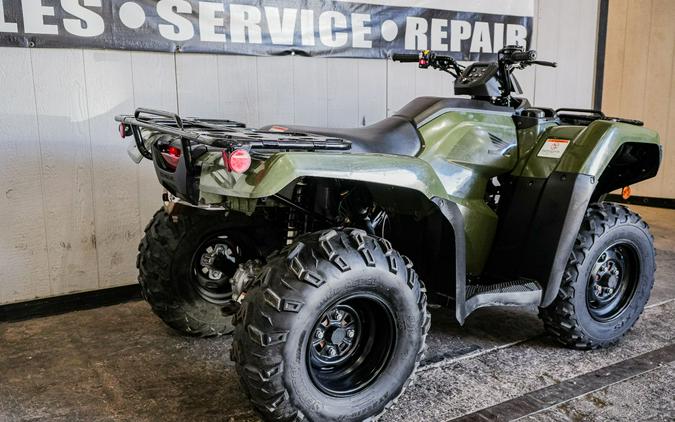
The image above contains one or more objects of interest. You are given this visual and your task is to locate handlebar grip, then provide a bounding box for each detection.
[531,60,557,67]
[392,53,420,63]
[510,50,537,61]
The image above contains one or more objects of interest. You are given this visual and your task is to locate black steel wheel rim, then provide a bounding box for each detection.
[190,234,243,305]
[586,242,639,322]
[307,293,397,397]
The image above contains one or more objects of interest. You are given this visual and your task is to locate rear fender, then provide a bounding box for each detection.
[198,151,449,200]
[198,151,471,320]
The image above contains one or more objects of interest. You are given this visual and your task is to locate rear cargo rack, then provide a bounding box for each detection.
[115,108,352,157]
[114,108,352,205]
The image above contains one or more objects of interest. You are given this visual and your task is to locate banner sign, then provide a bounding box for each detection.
[0,1,533,60]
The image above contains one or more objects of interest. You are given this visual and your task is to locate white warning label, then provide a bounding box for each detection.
[537,138,570,158]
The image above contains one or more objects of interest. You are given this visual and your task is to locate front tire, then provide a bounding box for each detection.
[231,229,430,421]
[540,202,656,349]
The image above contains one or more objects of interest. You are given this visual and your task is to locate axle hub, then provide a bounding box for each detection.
[586,243,639,321]
[311,306,360,364]
[191,234,243,305]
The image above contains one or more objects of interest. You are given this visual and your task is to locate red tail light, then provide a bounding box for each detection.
[223,149,252,173]
[160,146,181,170]
[119,123,130,138]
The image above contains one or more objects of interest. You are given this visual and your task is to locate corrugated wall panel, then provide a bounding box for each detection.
[326,58,360,128]
[532,0,599,109]
[257,56,295,125]
[83,50,140,289]
[292,57,329,127]
[0,48,51,303]
[31,49,98,295]
[217,55,260,128]
[175,54,221,118]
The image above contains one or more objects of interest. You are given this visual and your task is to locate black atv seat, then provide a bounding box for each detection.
[260,115,422,156]
[260,97,523,156]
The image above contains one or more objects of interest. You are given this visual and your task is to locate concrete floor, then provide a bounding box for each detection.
[1,205,674,422]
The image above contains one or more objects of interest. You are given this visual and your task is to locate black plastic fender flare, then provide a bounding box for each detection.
[430,197,470,323]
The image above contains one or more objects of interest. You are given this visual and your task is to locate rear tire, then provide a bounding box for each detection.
[539,202,655,349]
[137,207,261,337]
[231,229,430,421]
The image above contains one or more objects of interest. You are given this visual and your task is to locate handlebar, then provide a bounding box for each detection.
[390,46,557,105]
[393,48,555,68]
[392,53,419,63]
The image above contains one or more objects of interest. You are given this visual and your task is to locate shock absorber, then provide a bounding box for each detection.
[286,180,308,244]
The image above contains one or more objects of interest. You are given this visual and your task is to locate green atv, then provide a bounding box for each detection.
[116,45,661,421]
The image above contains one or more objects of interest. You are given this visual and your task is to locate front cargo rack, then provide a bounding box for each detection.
[555,108,643,127]
[115,108,352,160]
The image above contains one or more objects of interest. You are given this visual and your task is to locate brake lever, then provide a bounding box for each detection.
[436,56,462,76]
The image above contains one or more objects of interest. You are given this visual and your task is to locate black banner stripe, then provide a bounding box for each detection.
[0,0,532,60]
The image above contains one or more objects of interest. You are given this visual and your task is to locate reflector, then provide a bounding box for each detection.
[160,146,181,170]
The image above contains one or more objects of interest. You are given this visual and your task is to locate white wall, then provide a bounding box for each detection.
[0,0,599,304]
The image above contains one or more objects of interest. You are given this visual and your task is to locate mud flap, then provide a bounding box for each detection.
[523,173,596,306]
[485,172,597,310]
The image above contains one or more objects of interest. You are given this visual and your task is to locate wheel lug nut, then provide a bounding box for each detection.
[334,311,343,321]
[314,329,324,339]
[327,347,337,357]
[347,329,355,338]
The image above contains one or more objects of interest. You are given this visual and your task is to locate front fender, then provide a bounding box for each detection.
[555,120,660,177]
[198,152,449,200]
[520,120,660,181]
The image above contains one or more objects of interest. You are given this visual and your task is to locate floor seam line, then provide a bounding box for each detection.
[511,366,664,421]
[445,342,675,422]
[421,298,674,372]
